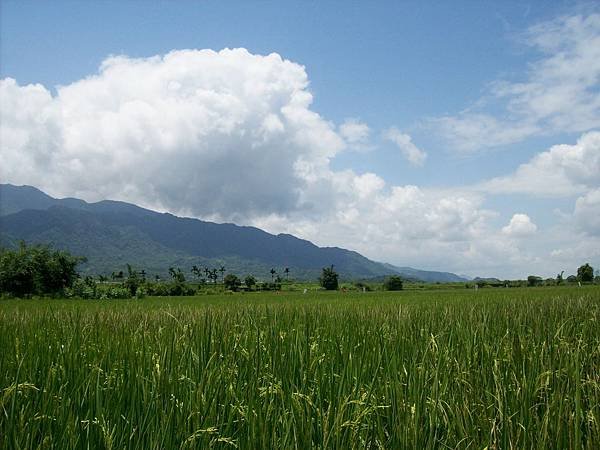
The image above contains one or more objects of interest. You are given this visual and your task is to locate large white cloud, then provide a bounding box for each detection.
[433,12,600,152]
[1,49,344,219]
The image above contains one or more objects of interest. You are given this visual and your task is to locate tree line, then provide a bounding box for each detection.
[0,243,304,298]
[2,242,597,298]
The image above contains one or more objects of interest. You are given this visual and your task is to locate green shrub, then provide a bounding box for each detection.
[383,275,403,291]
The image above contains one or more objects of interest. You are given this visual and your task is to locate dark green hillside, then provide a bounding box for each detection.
[0,184,468,281]
[0,185,398,279]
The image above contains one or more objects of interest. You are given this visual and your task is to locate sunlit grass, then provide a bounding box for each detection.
[1,287,599,448]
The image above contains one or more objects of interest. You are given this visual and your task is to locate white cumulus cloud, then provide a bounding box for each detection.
[502,214,538,237]
[0,48,344,220]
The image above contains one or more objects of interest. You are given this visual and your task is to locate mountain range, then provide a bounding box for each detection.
[0,184,468,282]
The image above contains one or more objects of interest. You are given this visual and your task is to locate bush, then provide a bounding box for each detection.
[383,275,403,291]
[145,281,195,296]
[66,281,132,300]
[67,278,96,299]
[259,282,281,291]
[527,275,543,287]
[102,286,131,299]
[353,281,372,291]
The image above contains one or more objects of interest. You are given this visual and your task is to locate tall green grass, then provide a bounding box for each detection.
[1,287,599,449]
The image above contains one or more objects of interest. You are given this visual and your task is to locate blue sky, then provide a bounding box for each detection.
[1,1,599,278]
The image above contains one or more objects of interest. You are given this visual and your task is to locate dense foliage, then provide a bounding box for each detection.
[0,242,82,296]
[1,288,599,448]
[383,275,403,291]
[319,265,339,290]
[578,263,594,282]
[223,273,242,291]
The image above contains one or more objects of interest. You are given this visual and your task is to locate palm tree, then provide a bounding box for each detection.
[284,267,290,281]
[209,269,218,285]
[270,268,277,283]
[219,265,226,283]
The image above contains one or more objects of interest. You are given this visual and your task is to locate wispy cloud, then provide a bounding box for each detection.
[383,127,427,166]
[432,12,600,153]
[339,118,372,152]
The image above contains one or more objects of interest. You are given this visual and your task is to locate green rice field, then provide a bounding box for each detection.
[1,287,600,449]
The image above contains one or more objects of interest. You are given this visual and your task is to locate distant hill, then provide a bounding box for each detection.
[382,264,469,283]
[473,277,502,283]
[0,184,468,282]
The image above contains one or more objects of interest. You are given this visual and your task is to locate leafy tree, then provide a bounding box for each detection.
[556,271,564,285]
[0,242,82,296]
[319,265,339,290]
[577,263,594,282]
[566,275,577,283]
[383,275,403,291]
[123,264,142,296]
[527,275,543,287]
[244,275,257,290]
[223,274,242,291]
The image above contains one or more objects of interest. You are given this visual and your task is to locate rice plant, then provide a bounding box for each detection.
[1,287,599,449]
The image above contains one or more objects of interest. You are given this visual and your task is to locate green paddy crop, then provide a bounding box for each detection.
[1,287,600,449]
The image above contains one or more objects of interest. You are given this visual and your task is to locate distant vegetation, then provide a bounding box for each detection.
[319,265,339,290]
[0,242,82,297]
[383,275,404,290]
[1,242,599,299]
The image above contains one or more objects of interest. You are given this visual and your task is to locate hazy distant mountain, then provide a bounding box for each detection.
[382,264,469,283]
[0,184,468,282]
